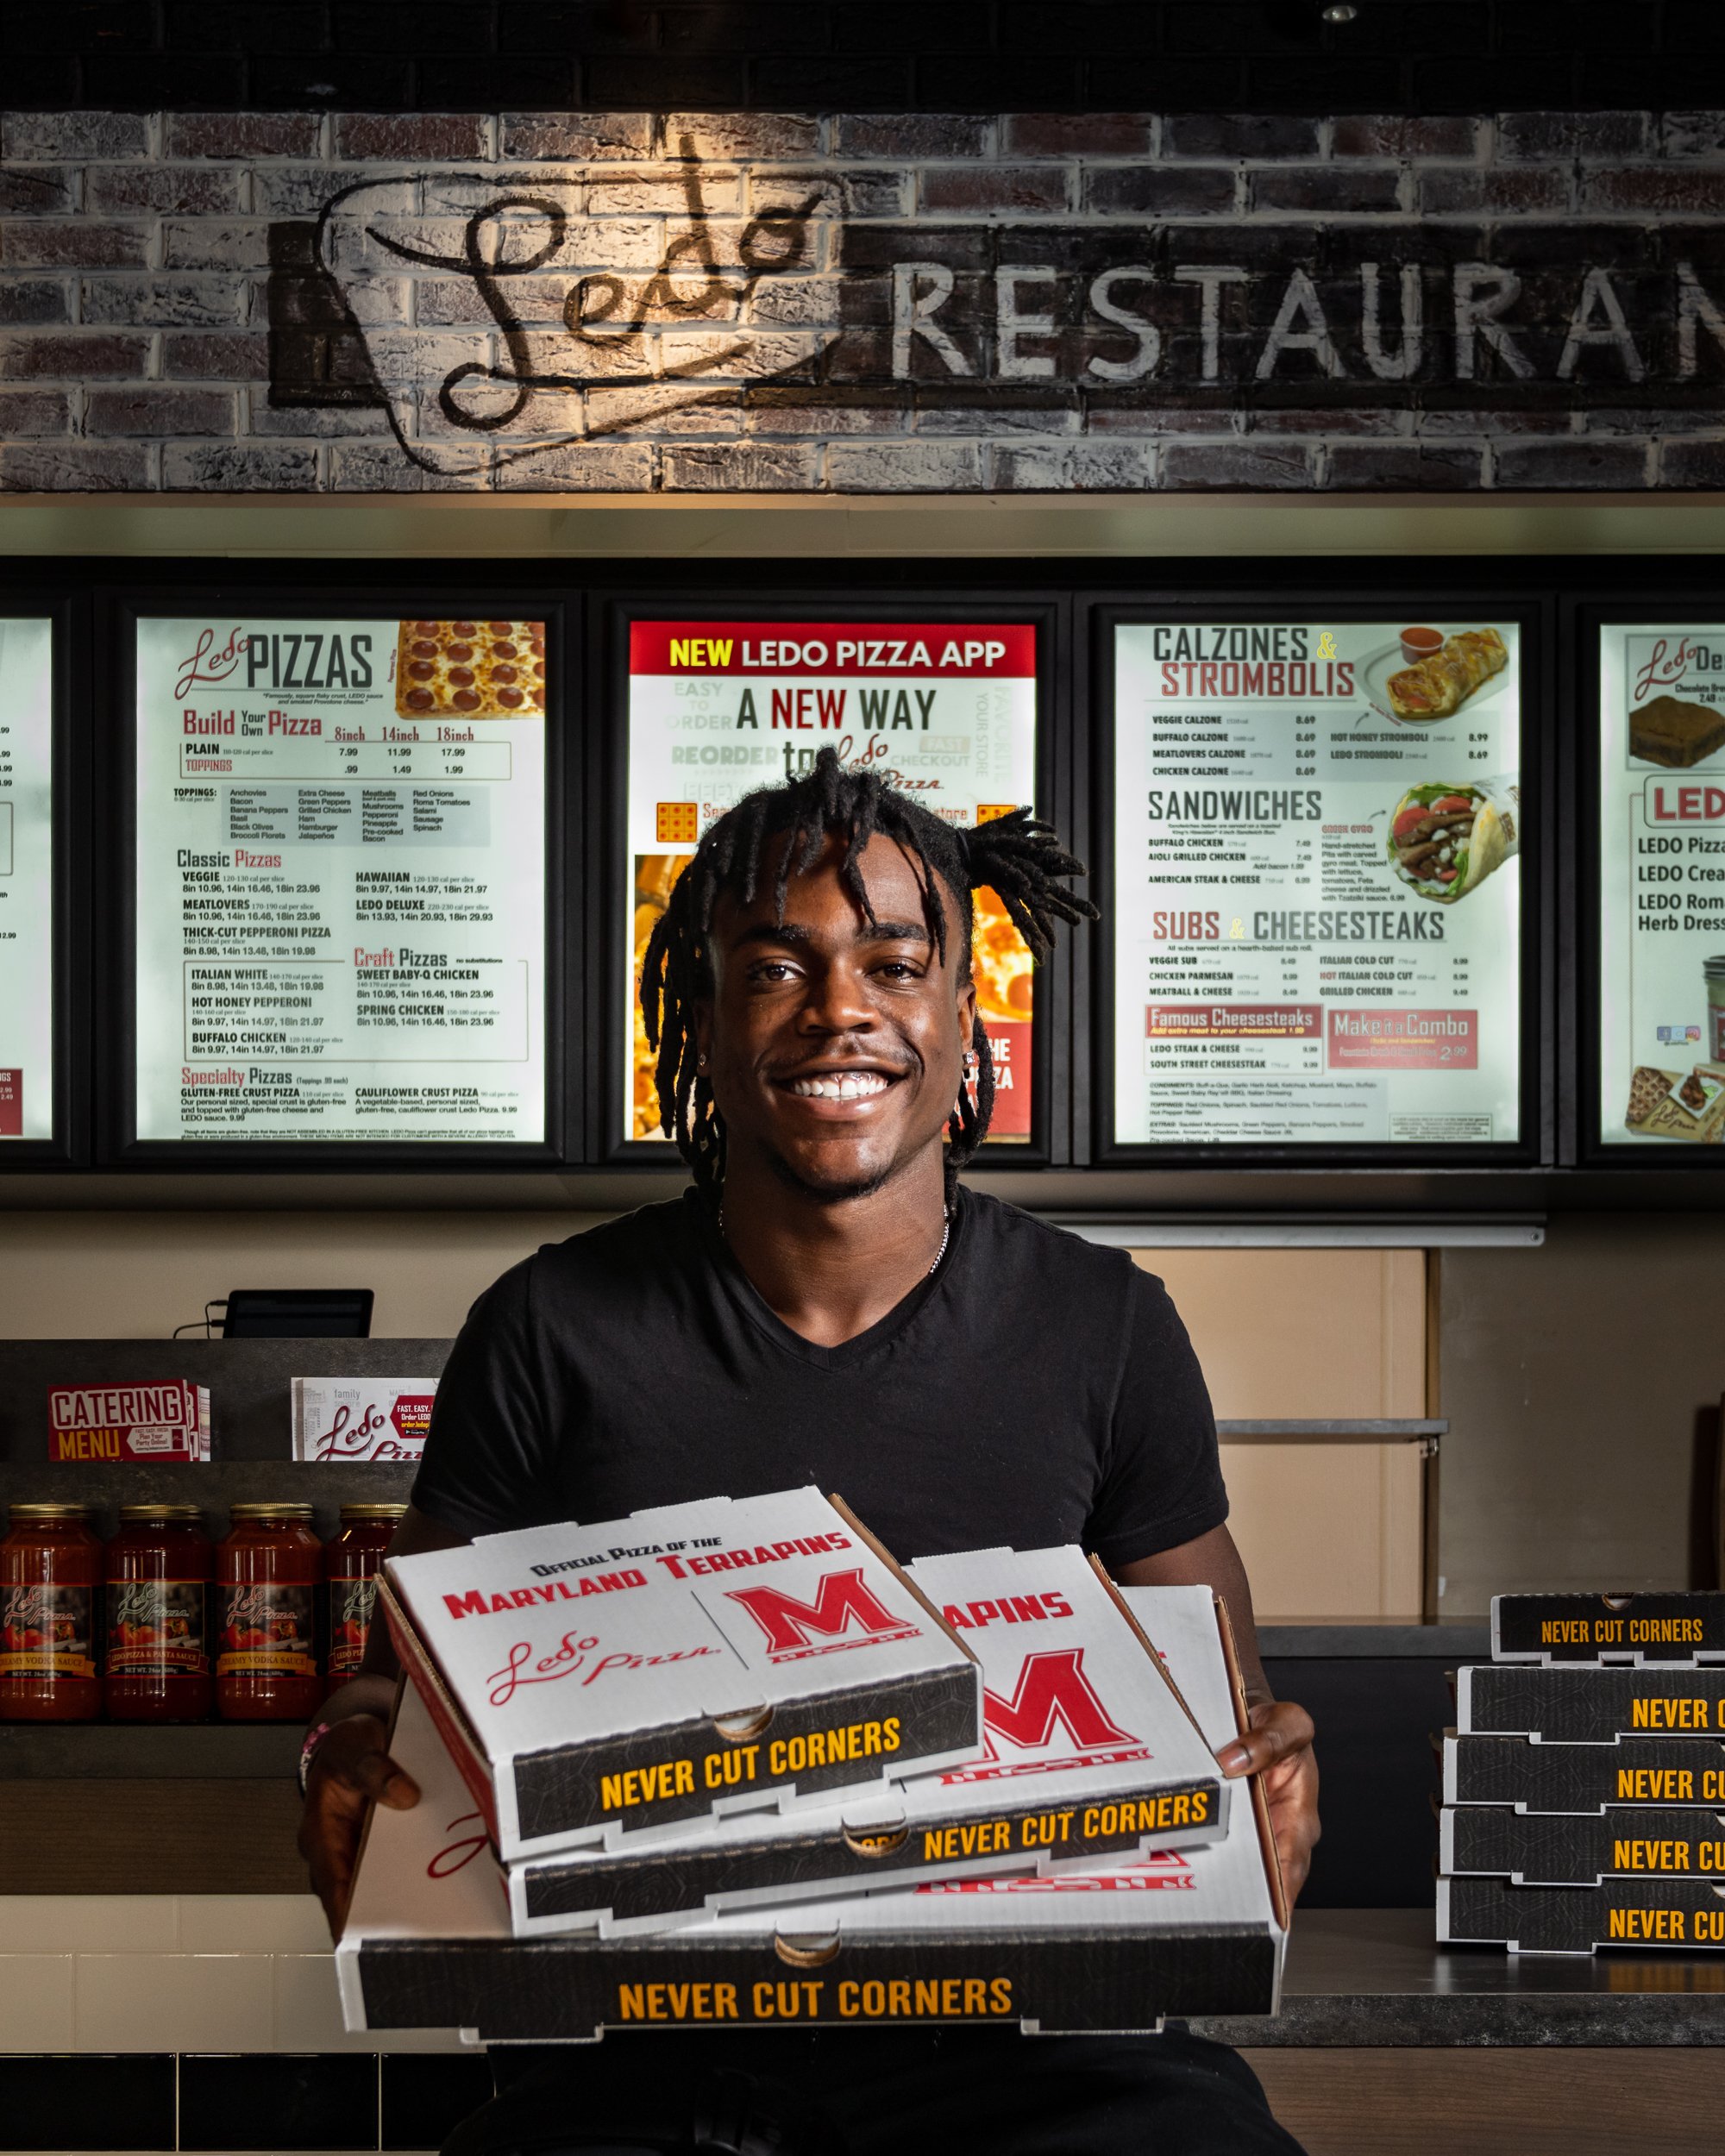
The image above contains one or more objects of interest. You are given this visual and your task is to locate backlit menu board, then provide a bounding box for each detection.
[624,619,1039,1144]
[0,618,54,1142]
[1111,617,1524,1149]
[1597,623,1725,1150]
[134,614,547,1144]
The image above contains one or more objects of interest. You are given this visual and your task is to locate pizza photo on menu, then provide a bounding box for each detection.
[395,619,546,718]
[1623,1062,1725,1144]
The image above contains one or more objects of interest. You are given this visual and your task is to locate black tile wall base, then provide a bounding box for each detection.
[0,2055,496,2155]
[179,2056,378,2154]
[0,2057,174,2154]
[380,2058,494,2153]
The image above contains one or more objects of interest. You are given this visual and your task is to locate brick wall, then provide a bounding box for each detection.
[8,3,1725,118]
[2,106,1724,494]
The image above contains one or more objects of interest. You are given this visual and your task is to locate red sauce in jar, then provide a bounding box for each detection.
[1,1503,102,1722]
[104,1504,212,1723]
[323,1503,405,1699]
[216,1503,322,1721]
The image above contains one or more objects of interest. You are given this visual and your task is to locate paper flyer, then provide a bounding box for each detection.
[0,618,55,1141]
[1597,624,1725,1148]
[132,615,547,1143]
[1112,617,1523,1146]
[624,620,1039,1144]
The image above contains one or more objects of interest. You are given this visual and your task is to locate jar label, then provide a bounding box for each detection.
[1,1584,96,1679]
[328,1576,378,1679]
[107,1580,209,1677]
[217,1583,316,1678]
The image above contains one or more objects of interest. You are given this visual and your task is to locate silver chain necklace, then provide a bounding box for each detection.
[719,1209,951,1278]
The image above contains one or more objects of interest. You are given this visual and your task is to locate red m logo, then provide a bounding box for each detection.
[982,1647,1136,1754]
[726,1567,918,1661]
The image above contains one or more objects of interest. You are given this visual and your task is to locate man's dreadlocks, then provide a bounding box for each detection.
[640,745,1099,1210]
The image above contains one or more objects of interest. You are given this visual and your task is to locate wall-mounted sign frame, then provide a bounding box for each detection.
[97,586,571,1169]
[1577,597,1725,1169]
[596,594,1068,1168]
[0,597,81,1168]
[1089,594,1550,1169]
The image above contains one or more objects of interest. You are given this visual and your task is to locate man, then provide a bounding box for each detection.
[300,749,1318,2155]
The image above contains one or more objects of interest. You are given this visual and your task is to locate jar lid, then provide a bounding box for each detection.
[338,1503,408,1522]
[229,1502,315,1521]
[118,1504,205,1523]
[9,1502,91,1521]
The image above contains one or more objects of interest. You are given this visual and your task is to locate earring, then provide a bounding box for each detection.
[962,1050,978,1074]
[697,1054,709,1070]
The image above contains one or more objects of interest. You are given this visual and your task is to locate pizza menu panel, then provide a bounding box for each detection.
[133,615,548,1144]
[1112,618,1524,1149]
[1597,623,1725,1149]
[0,618,54,1142]
[624,620,1039,1144]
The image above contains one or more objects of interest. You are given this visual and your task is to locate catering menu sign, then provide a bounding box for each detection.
[624,619,1039,1144]
[132,615,548,1144]
[1596,624,1725,1151]
[1111,617,1524,1149]
[0,618,54,1143]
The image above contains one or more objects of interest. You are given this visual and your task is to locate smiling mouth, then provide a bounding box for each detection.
[781,1070,898,1100]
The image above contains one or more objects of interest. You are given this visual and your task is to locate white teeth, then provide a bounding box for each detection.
[788,1072,892,1100]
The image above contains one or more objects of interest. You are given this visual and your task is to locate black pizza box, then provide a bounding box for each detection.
[1492,1593,1725,1665]
[1440,1874,1725,1955]
[381,1488,980,1862]
[1442,1803,1725,1885]
[336,1587,1288,2035]
[1445,1732,1725,1813]
[1456,1664,1725,1743]
[502,1556,1229,1938]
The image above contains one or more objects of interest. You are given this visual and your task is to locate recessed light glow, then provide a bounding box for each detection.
[1322,3,1358,19]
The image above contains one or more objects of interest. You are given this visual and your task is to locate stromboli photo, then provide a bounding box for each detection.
[1383,626,1509,723]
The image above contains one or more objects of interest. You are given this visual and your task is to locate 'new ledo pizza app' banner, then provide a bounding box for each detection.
[625,621,1040,1145]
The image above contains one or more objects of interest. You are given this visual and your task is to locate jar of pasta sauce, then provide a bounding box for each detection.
[323,1503,405,1699]
[104,1504,213,1724]
[216,1503,321,1721]
[1,1503,102,1722]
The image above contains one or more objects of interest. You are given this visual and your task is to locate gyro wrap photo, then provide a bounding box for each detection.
[1386,778,1521,906]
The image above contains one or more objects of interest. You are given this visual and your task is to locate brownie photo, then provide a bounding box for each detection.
[1629,693,1725,768]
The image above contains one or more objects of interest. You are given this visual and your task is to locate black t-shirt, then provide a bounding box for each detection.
[413,1187,1226,1566]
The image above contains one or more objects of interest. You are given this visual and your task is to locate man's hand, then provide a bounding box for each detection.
[1217,1697,1320,1906]
[298,1714,421,1939]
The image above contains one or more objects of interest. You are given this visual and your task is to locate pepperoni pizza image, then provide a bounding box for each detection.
[394,619,546,718]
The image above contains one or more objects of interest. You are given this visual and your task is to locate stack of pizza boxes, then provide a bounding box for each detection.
[1441,1592,1725,1954]
[336,1487,1289,2039]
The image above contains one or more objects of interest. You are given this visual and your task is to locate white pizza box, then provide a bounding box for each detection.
[292,1377,439,1463]
[337,1583,1286,2036]
[499,1551,1231,1937]
[380,1488,981,1863]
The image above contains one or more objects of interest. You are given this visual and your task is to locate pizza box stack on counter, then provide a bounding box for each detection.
[339,1489,1288,2037]
[1441,1592,1725,1955]
[47,1380,211,1463]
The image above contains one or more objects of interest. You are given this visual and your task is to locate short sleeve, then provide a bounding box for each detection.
[411,1257,555,1539]
[1084,1267,1229,1570]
